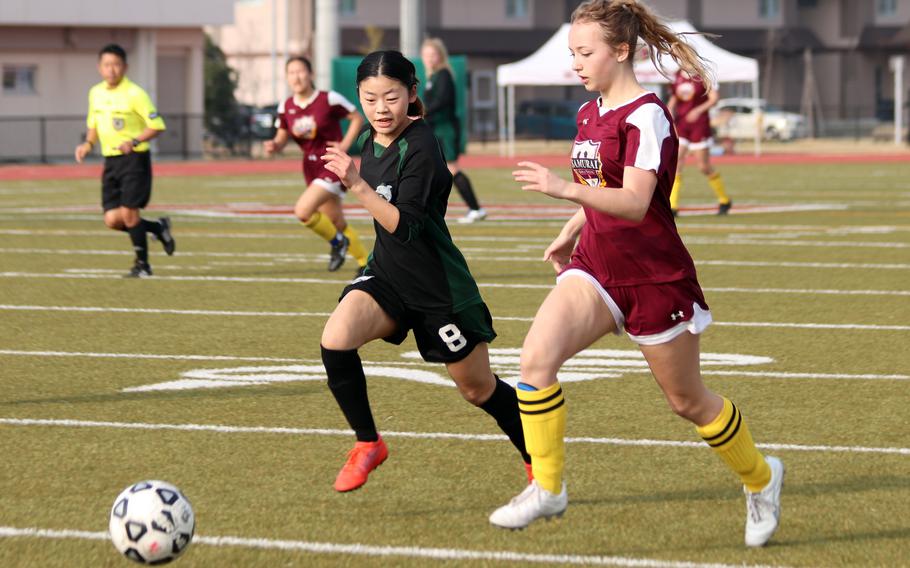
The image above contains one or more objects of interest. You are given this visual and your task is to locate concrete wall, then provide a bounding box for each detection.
[0,0,233,27]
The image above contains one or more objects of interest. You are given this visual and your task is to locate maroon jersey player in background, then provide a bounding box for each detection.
[265,56,368,272]
[488,0,783,549]
[667,68,732,216]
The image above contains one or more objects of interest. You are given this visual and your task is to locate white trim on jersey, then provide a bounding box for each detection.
[327,90,356,113]
[292,90,320,109]
[625,103,671,173]
[277,98,287,113]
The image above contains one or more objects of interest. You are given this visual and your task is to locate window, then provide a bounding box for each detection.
[2,65,37,95]
[877,0,897,16]
[506,0,529,19]
[759,0,780,19]
[797,0,817,8]
[339,0,356,16]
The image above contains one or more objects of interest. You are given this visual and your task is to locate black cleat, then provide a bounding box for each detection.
[158,217,176,255]
[328,235,349,272]
[718,200,732,215]
[124,261,152,278]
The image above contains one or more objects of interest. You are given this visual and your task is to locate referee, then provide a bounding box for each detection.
[74,43,174,278]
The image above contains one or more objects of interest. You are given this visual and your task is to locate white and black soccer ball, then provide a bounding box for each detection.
[109,480,195,565]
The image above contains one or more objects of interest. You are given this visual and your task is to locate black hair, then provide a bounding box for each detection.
[356,50,424,117]
[99,43,127,64]
[286,55,312,72]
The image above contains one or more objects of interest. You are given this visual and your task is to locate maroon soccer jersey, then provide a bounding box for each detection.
[278,90,355,158]
[670,70,710,122]
[567,92,698,286]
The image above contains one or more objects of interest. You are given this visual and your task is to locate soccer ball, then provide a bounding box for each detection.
[109,480,195,564]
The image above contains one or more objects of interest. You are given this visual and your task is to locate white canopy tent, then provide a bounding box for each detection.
[497,21,762,156]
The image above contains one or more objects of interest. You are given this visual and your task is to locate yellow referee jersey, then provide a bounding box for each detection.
[86,77,166,157]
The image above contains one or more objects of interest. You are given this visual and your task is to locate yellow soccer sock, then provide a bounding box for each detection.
[517,382,566,494]
[670,175,682,210]
[343,225,368,267]
[303,211,339,243]
[696,397,771,492]
[708,172,730,205]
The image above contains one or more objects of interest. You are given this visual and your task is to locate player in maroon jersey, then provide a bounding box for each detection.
[264,56,368,272]
[489,0,783,548]
[667,68,732,216]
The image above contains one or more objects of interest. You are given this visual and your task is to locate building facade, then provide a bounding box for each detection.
[0,0,234,160]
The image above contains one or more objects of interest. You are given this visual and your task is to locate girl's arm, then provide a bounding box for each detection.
[264,128,290,155]
[322,146,401,234]
[513,161,656,223]
[543,207,586,273]
[333,111,365,152]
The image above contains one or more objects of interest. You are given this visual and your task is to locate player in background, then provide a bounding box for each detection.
[421,38,487,224]
[667,68,732,216]
[75,43,174,278]
[264,56,368,272]
[320,50,531,493]
[488,0,783,548]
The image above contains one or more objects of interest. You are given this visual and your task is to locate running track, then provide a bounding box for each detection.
[1,152,909,181]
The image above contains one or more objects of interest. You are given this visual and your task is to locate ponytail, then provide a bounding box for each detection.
[571,0,714,88]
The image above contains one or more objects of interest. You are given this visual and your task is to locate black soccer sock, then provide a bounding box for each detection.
[453,172,481,210]
[126,223,149,264]
[322,346,379,442]
[142,218,163,238]
[480,375,531,464]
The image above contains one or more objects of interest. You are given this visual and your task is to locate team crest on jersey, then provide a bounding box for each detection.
[571,140,605,187]
[112,117,125,131]
[376,183,393,201]
[291,115,317,139]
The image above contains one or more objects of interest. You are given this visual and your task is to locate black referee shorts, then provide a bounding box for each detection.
[101,151,152,212]
[340,274,497,364]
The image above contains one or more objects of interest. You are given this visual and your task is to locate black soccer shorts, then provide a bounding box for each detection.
[101,151,152,211]
[340,274,497,364]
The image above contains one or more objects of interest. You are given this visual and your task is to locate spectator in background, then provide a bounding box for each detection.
[421,38,487,224]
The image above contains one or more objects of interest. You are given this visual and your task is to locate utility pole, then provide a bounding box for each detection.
[400,0,424,59]
[315,0,340,92]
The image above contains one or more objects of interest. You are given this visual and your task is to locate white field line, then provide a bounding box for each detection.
[1,349,906,381]
[0,526,784,568]
[4,246,910,271]
[3,227,910,249]
[2,271,910,296]
[2,418,909,457]
[3,304,910,331]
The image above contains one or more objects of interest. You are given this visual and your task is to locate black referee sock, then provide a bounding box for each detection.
[322,346,379,442]
[142,218,163,238]
[480,375,531,464]
[453,172,481,210]
[126,223,149,265]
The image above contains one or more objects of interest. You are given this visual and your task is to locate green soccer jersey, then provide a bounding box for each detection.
[357,119,482,313]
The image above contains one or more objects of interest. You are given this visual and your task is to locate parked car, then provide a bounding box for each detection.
[711,98,805,141]
[515,99,589,140]
[244,103,279,140]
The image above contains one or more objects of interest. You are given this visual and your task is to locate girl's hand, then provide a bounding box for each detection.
[263,139,278,155]
[513,161,572,200]
[685,109,703,123]
[322,146,361,189]
[542,232,576,273]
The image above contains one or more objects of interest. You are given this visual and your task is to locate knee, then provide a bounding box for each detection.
[103,217,122,230]
[457,381,493,406]
[699,165,713,176]
[294,201,316,223]
[665,393,709,423]
[320,328,355,351]
[518,343,561,385]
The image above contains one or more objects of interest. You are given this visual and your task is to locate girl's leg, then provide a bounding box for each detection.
[640,331,782,546]
[670,144,689,214]
[294,183,351,270]
[490,276,619,529]
[321,291,397,491]
[693,147,731,212]
[317,197,368,269]
[446,343,531,471]
[448,162,485,222]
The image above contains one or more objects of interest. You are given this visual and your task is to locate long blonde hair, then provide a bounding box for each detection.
[421,37,453,76]
[571,0,713,87]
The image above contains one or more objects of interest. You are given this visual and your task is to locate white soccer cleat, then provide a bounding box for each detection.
[744,455,784,547]
[457,208,487,224]
[489,480,567,530]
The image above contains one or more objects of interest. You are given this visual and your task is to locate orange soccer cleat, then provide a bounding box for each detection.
[333,437,388,492]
